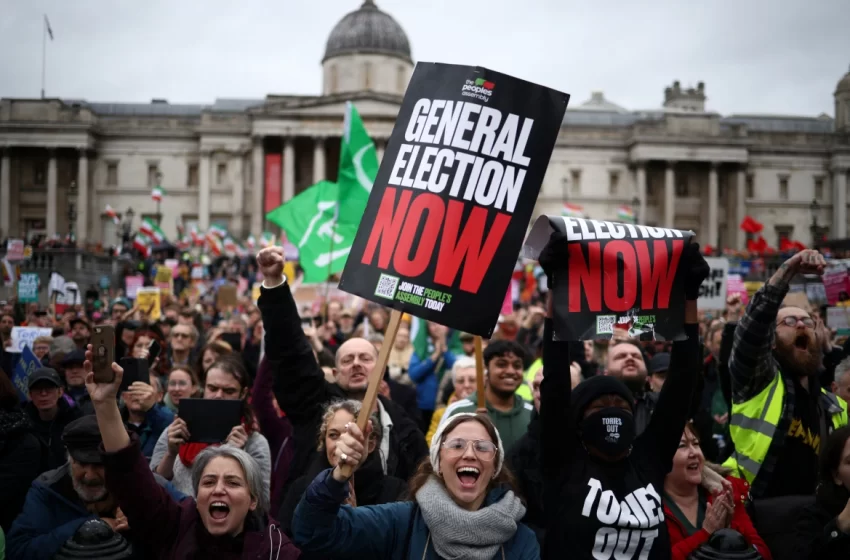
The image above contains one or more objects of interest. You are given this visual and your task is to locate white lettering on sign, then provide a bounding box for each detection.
[581,478,663,560]
[561,217,686,242]
[698,257,729,310]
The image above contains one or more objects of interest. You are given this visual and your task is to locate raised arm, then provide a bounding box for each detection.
[539,317,575,480]
[256,246,334,424]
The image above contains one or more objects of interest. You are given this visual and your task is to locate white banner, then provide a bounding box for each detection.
[10,326,53,352]
[698,257,729,310]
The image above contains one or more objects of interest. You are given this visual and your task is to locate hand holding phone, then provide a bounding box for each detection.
[91,326,116,383]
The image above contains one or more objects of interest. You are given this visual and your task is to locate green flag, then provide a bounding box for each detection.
[336,102,378,225]
[266,181,360,283]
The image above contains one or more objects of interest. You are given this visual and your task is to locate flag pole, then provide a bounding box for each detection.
[322,217,336,323]
[41,15,47,98]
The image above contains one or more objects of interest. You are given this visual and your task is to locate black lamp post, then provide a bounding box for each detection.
[631,195,640,225]
[810,198,820,242]
[120,207,135,248]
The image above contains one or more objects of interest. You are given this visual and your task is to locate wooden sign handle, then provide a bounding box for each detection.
[474,336,486,413]
[337,308,404,481]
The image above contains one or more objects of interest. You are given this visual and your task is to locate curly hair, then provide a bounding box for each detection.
[315,399,382,452]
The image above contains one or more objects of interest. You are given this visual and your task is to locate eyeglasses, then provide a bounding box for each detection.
[778,316,814,328]
[442,438,497,460]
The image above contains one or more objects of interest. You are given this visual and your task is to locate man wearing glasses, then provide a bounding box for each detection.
[724,249,848,500]
[168,325,197,368]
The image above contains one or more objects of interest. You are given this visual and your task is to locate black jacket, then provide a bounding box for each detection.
[0,407,42,531]
[25,398,84,470]
[506,409,544,548]
[258,281,429,488]
[788,496,850,560]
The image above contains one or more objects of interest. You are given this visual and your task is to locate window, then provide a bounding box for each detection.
[608,171,620,195]
[775,225,793,246]
[779,176,789,200]
[814,176,824,200]
[187,163,199,187]
[570,169,581,194]
[746,174,754,198]
[675,177,688,197]
[216,162,227,186]
[106,162,118,186]
[147,164,160,188]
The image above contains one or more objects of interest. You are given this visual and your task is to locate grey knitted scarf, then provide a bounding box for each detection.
[415,475,526,560]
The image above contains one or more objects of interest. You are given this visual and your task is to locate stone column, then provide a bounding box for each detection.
[313,138,326,183]
[199,151,211,231]
[76,149,89,245]
[834,168,848,239]
[376,140,385,164]
[251,138,264,237]
[635,163,647,224]
[0,150,10,238]
[664,161,676,228]
[283,137,295,202]
[736,167,747,249]
[231,153,244,237]
[46,150,58,237]
[707,163,719,247]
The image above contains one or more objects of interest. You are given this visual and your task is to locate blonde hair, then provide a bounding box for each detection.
[33,336,53,346]
[316,399,381,451]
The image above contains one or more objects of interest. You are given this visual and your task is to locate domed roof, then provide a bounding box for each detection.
[837,65,850,95]
[323,0,412,63]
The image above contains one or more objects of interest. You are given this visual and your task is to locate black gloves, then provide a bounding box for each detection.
[538,230,570,287]
[682,241,710,300]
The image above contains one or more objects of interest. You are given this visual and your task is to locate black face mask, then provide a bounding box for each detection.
[580,407,636,457]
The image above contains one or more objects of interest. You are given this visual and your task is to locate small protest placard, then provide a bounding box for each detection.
[698,258,728,310]
[10,326,53,352]
[125,276,144,300]
[727,274,749,305]
[823,261,850,305]
[17,273,39,303]
[522,216,693,341]
[136,287,161,320]
[338,62,570,336]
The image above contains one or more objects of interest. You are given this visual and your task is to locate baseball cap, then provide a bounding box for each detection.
[649,352,671,374]
[62,415,104,464]
[69,317,91,329]
[62,348,87,366]
[28,367,63,389]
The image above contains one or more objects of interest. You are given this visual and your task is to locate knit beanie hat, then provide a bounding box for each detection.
[570,375,635,423]
[429,413,505,476]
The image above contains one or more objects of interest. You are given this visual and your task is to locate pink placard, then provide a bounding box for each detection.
[726,274,749,306]
[823,266,850,305]
[501,286,513,315]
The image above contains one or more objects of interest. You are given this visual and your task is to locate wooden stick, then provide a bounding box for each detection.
[337,308,404,480]
[474,336,487,414]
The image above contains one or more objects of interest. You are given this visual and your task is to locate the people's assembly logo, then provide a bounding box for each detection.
[461,78,495,103]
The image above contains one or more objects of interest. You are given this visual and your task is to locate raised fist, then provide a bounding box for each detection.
[256,247,285,283]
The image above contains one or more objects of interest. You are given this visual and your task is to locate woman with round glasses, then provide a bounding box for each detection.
[292,412,539,559]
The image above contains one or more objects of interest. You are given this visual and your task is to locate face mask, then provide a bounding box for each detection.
[580,407,636,457]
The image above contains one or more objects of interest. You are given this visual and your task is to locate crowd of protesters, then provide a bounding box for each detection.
[0,240,848,559]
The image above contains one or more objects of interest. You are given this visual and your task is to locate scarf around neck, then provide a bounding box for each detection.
[415,475,525,560]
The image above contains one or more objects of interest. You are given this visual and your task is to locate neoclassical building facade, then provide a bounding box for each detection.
[0,0,849,251]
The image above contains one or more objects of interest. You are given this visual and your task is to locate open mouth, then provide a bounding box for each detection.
[456,466,480,488]
[209,501,230,521]
[686,461,700,473]
[794,334,809,350]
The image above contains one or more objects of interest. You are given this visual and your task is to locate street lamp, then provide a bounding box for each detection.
[120,207,135,246]
[631,195,640,225]
[810,198,820,241]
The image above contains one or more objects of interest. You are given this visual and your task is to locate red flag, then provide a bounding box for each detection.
[703,244,715,255]
[740,216,764,234]
[747,235,769,253]
[780,238,806,252]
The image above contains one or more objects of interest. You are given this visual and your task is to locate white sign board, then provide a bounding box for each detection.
[698,257,729,310]
[10,326,53,352]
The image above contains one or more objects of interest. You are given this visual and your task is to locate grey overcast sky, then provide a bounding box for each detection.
[0,0,847,117]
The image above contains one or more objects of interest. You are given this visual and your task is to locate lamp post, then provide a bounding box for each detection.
[631,195,640,225]
[810,198,820,243]
[120,207,135,250]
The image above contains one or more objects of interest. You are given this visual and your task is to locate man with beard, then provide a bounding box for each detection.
[7,415,185,559]
[603,338,655,433]
[69,317,91,351]
[725,249,848,499]
[442,340,533,450]
[255,245,428,487]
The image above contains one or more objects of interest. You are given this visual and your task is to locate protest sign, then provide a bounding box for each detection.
[55,282,80,315]
[338,62,570,337]
[823,261,850,305]
[5,239,24,261]
[10,326,53,352]
[727,274,749,306]
[17,272,39,303]
[698,258,728,310]
[522,216,694,341]
[136,287,161,320]
[125,276,144,299]
[155,265,174,296]
[827,306,850,336]
[12,347,41,402]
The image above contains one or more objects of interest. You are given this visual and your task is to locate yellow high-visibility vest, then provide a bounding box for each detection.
[723,372,848,484]
[516,358,543,401]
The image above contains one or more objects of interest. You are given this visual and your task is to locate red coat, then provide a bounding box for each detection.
[664,476,772,560]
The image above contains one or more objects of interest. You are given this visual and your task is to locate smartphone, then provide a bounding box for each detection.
[147,339,162,363]
[91,325,116,383]
[220,331,242,352]
[119,357,148,393]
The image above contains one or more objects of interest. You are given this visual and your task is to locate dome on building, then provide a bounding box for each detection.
[836,65,850,95]
[323,0,412,64]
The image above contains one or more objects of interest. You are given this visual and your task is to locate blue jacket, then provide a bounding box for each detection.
[123,403,174,459]
[7,462,186,560]
[293,469,540,559]
[408,350,457,412]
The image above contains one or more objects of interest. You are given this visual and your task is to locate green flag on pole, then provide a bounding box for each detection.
[266,102,378,283]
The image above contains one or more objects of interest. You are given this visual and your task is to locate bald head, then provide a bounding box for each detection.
[334,337,379,395]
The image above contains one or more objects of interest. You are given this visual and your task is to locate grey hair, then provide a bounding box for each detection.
[835,357,850,385]
[316,399,382,452]
[451,356,477,383]
[191,445,269,516]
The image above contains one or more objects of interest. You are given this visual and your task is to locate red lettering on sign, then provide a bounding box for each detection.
[362,187,412,268]
[568,242,601,312]
[434,201,511,294]
[603,240,638,312]
[635,239,684,309]
[568,239,684,313]
[394,193,445,277]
